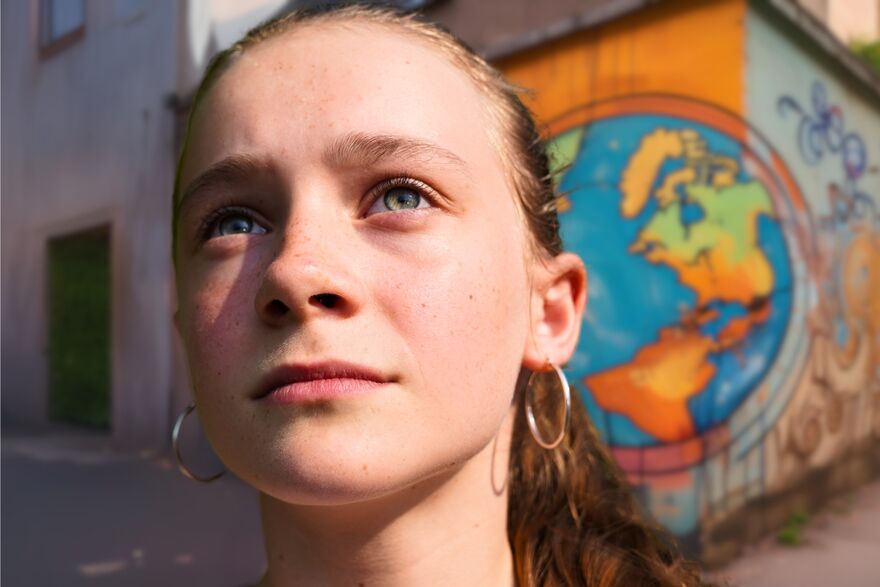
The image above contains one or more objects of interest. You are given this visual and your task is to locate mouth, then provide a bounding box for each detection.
[254,361,391,405]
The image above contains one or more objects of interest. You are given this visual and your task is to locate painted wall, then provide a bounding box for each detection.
[498,0,880,563]
[738,0,880,555]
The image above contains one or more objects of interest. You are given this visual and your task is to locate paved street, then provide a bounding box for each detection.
[706,477,880,587]
[3,424,880,586]
[1,425,266,586]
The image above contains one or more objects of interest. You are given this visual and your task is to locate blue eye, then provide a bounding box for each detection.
[207,210,268,239]
[384,188,422,211]
[366,181,433,216]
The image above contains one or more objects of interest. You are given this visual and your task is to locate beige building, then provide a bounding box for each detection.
[0,0,286,448]
[2,0,179,448]
[798,0,880,43]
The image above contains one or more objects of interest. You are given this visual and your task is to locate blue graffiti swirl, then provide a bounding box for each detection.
[777,81,867,181]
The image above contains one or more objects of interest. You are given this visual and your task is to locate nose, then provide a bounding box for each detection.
[254,217,364,327]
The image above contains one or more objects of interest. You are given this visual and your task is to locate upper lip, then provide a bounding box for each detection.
[253,360,390,399]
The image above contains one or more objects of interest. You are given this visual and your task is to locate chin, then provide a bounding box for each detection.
[224,427,474,507]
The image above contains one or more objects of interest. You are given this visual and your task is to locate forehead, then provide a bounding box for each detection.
[181,21,501,188]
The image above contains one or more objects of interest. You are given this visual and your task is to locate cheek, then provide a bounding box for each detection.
[177,262,260,391]
[378,222,531,418]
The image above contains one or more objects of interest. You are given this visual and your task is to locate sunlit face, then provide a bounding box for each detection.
[174,22,535,504]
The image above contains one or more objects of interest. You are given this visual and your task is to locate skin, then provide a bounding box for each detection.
[174,21,586,587]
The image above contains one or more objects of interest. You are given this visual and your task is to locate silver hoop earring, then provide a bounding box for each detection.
[525,363,571,450]
[172,402,226,483]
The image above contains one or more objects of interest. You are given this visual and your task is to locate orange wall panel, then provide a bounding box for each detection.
[498,0,746,124]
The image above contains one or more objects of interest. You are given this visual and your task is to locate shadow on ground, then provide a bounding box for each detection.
[1,425,265,586]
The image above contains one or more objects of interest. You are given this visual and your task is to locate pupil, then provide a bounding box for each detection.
[220,216,252,235]
[384,188,420,210]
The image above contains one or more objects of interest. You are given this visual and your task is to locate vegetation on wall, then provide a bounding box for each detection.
[851,39,880,74]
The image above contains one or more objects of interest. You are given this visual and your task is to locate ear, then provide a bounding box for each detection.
[522,252,587,371]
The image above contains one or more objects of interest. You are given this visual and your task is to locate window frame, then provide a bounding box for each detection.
[38,0,86,59]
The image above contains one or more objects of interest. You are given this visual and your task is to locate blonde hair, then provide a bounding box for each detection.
[172,5,707,586]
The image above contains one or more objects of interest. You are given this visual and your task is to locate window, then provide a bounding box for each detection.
[40,0,85,56]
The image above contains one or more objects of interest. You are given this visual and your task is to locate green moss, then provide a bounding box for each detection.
[777,510,810,547]
[851,38,880,74]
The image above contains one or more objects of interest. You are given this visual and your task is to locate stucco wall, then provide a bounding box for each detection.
[496,0,880,563]
[1,1,178,448]
[734,0,880,553]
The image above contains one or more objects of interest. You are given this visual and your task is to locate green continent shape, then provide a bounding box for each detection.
[636,180,774,265]
[632,179,777,305]
[685,181,774,262]
[546,128,585,189]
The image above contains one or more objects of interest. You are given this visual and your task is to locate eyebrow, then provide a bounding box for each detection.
[176,133,470,216]
[325,132,470,175]
[176,153,269,218]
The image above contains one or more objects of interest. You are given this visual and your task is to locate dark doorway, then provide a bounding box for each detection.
[47,225,111,428]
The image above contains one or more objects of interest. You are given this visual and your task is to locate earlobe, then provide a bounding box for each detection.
[522,253,587,371]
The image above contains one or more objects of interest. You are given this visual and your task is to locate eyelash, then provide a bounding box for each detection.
[197,204,256,242]
[363,174,437,212]
[196,175,438,243]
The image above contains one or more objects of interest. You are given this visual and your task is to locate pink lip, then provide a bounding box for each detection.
[255,361,390,405]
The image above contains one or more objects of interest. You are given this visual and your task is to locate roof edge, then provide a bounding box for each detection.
[480,0,660,62]
[480,0,880,102]
[763,0,880,100]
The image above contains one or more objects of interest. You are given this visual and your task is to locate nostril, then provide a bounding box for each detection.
[311,293,340,309]
[266,299,289,318]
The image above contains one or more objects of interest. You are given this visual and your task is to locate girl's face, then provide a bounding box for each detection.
[174,23,536,503]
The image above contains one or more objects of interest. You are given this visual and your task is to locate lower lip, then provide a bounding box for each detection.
[260,378,385,405]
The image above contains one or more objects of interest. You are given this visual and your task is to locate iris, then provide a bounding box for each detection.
[218,215,256,236]
[383,188,421,211]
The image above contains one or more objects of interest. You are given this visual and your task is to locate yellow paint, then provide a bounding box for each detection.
[618,127,739,216]
[497,0,746,125]
[620,128,686,216]
[584,326,714,442]
[619,126,777,307]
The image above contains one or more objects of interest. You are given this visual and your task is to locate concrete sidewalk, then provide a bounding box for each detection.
[1,425,266,586]
[705,477,880,587]
[4,424,879,586]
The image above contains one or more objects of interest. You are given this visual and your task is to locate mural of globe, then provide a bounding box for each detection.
[550,96,801,451]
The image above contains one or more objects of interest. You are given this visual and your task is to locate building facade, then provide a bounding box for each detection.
[1,0,288,449]
[488,0,880,563]
[2,0,179,448]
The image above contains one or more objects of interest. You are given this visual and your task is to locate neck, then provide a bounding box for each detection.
[256,407,516,587]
